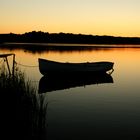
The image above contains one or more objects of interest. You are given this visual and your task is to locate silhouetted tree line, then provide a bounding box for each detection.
[0,31,140,44]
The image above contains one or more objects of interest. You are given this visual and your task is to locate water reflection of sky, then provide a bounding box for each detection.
[1,46,140,139]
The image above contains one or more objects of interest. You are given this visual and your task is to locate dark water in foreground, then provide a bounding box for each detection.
[1,44,140,139]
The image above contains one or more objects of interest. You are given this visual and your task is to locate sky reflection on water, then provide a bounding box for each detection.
[1,45,140,139]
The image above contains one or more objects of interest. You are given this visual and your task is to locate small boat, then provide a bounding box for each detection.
[38,58,114,75]
[38,72,113,93]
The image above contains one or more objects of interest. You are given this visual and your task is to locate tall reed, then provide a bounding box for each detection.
[0,66,47,140]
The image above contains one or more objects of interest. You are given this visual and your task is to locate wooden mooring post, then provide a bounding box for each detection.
[0,53,15,75]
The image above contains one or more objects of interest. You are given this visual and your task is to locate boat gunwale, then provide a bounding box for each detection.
[39,58,114,65]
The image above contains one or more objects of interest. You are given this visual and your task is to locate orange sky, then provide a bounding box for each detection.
[0,0,140,37]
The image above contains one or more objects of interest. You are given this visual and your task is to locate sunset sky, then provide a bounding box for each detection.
[0,0,140,37]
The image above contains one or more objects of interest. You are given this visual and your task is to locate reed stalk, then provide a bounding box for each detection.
[0,65,47,140]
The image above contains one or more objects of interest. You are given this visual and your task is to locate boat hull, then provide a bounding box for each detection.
[38,58,114,75]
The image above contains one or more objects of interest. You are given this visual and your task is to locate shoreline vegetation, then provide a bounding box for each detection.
[1,31,140,52]
[0,66,47,140]
[0,31,140,45]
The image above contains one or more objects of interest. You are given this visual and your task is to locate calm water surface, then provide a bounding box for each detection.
[1,45,140,139]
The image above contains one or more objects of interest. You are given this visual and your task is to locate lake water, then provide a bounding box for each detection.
[1,44,140,139]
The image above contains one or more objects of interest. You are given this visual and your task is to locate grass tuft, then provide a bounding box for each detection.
[0,66,47,140]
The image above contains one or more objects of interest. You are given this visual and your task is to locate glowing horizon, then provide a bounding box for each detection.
[1,0,140,37]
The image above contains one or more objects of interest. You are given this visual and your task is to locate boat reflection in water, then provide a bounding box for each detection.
[38,72,114,93]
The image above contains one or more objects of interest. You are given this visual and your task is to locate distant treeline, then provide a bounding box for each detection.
[0,31,140,44]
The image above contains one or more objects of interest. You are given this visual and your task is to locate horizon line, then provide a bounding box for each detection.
[1,31,140,38]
